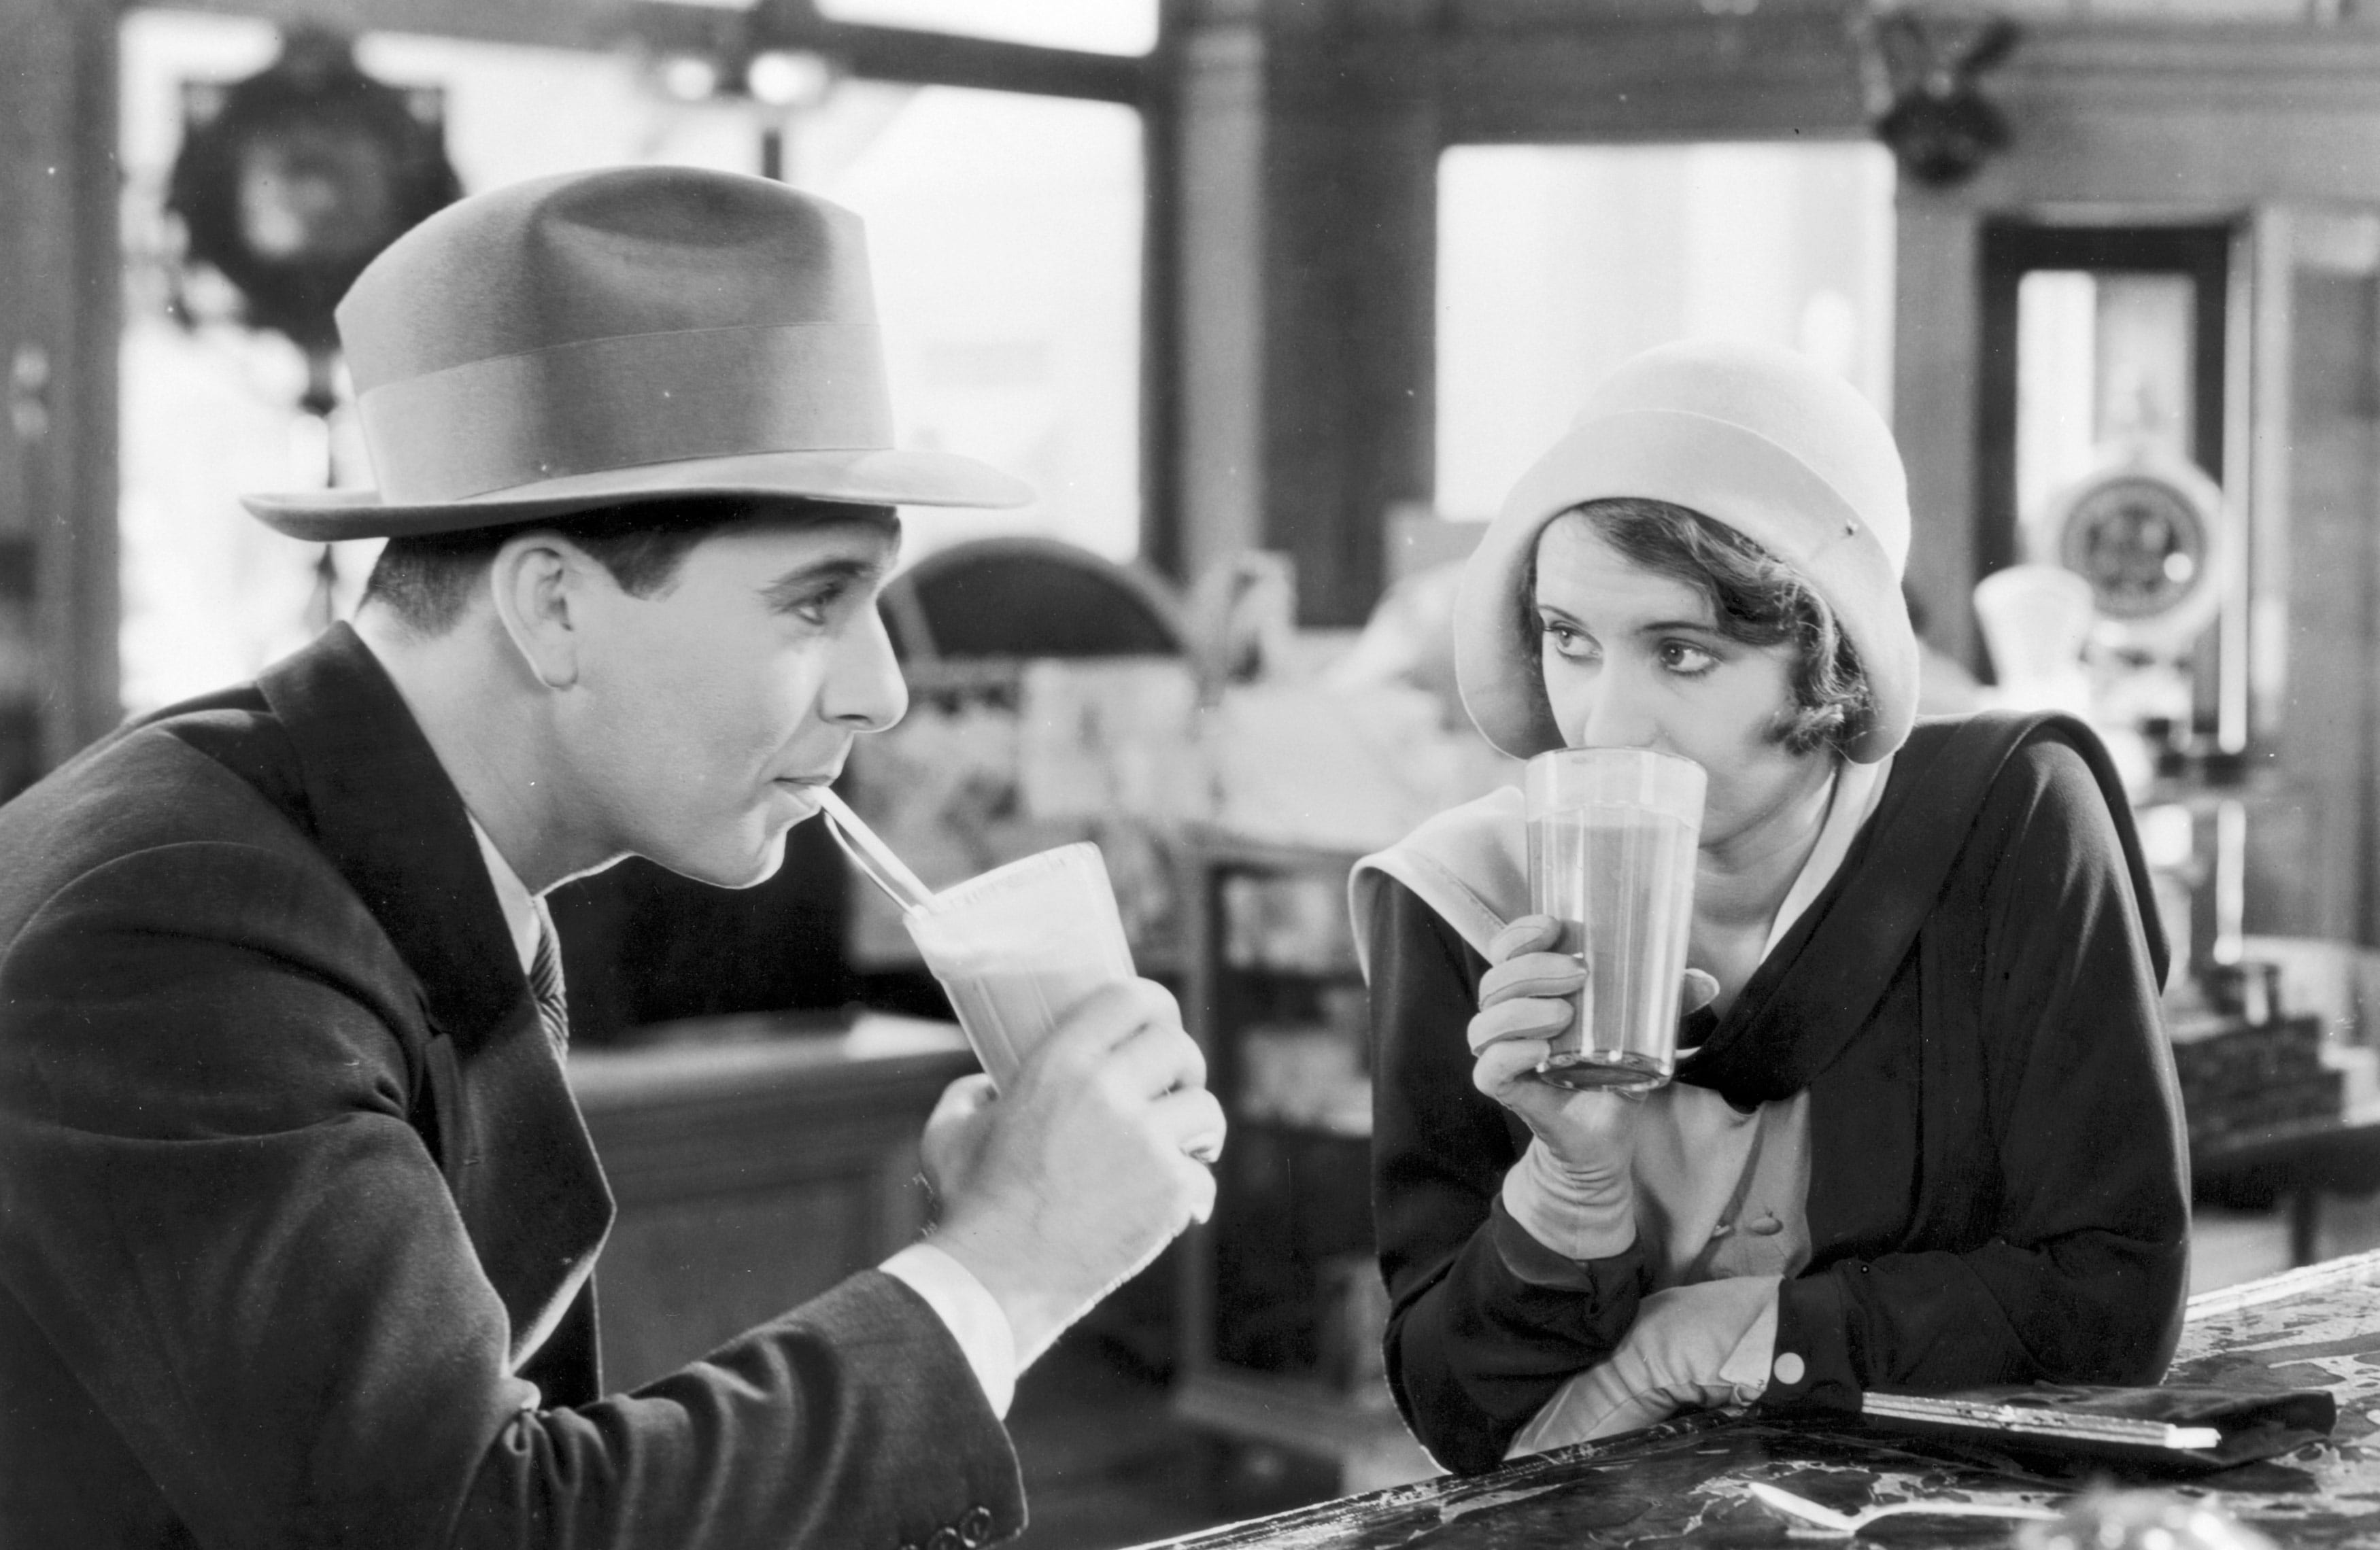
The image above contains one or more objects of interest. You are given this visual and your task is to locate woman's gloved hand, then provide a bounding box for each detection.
[1470,914,1639,1152]
[1504,1275,1782,1459]
[1472,914,1719,1259]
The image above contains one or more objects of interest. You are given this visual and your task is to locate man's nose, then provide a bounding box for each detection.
[823,606,909,733]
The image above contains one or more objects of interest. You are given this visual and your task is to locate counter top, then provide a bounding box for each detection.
[568,1010,972,1109]
[1141,1250,2380,1548]
[562,1009,976,1385]
[566,1010,974,1210]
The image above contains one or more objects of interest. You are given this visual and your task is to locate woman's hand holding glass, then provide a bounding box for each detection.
[1469,914,1647,1179]
[1472,914,1720,1259]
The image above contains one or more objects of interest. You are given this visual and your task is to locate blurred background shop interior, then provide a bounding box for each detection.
[12,0,2380,1541]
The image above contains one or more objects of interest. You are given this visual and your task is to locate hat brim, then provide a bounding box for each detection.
[243,447,1033,540]
[1454,413,1918,765]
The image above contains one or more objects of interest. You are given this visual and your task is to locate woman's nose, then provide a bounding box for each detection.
[1574,670,1659,750]
[822,608,909,733]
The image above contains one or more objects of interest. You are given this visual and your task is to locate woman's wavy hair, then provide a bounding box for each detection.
[1529,497,1875,759]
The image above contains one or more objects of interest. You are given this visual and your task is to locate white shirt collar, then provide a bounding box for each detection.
[467,815,544,976]
[1758,752,1893,961]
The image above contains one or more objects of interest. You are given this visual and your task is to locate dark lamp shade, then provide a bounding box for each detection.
[169,31,462,351]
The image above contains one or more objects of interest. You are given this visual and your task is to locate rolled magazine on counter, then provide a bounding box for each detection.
[1858,1385,2337,1471]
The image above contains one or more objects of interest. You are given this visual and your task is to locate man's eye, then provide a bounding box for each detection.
[781,585,846,624]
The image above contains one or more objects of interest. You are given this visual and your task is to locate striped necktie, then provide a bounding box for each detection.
[529,911,570,1056]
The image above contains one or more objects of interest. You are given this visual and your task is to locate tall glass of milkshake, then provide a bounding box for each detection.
[902,842,1136,1092]
[1523,746,1705,1090]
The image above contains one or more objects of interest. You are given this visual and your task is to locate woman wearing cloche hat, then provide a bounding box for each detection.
[1350,340,2187,1473]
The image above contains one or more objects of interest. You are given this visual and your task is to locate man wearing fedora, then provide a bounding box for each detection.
[0,167,1223,1549]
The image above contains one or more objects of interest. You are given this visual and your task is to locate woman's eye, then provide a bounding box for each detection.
[1540,620,1597,661]
[1659,640,1720,676]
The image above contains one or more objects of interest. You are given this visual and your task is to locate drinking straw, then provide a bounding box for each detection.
[816,789,936,915]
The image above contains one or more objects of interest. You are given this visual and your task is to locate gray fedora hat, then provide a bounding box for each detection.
[244,165,1031,538]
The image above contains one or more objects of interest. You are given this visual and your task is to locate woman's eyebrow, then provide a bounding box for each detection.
[1633,616,1723,636]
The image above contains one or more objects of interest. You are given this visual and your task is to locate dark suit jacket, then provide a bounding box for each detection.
[0,624,1023,1549]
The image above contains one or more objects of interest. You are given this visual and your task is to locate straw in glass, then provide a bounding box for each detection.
[815,788,936,915]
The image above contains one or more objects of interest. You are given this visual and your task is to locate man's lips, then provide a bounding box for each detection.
[771,775,840,804]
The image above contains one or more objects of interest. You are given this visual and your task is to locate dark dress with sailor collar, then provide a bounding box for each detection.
[1370,716,2191,1475]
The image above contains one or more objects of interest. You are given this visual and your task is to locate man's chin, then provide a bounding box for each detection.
[656,827,792,891]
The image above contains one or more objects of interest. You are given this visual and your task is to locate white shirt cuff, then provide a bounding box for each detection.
[881,1242,1018,1419]
[1714,1281,1782,1406]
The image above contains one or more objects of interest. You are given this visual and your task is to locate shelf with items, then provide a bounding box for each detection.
[1172,828,1437,1494]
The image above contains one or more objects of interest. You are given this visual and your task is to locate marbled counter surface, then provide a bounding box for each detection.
[1144,1251,2380,1548]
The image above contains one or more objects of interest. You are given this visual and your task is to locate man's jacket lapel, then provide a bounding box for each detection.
[256,625,614,1383]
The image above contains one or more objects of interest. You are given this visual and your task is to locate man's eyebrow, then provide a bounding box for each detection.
[758,555,889,607]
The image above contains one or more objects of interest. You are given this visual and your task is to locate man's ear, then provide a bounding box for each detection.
[487,532,584,688]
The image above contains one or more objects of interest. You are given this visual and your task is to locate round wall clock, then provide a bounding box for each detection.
[2032,447,2230,657]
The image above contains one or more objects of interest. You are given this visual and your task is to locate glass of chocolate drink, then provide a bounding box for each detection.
[1523,746,1705,1090]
